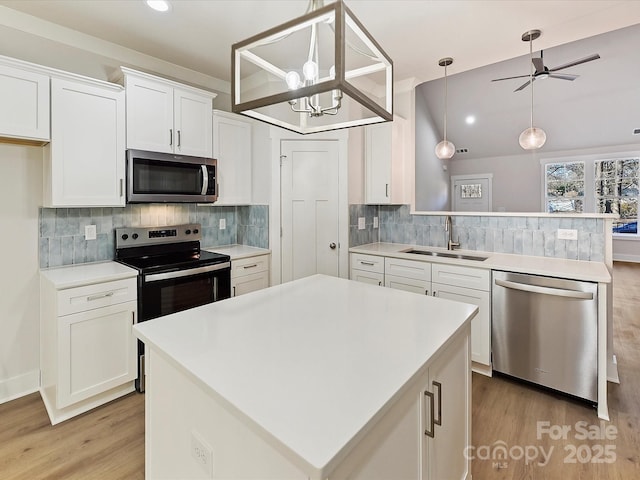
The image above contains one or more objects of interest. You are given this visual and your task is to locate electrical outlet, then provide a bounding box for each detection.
[373,216,379,229]
[84,225,97,241]
[191,431,213,477]
[358,217,365,230]
[557,228,578,240]
[219,218,226,230]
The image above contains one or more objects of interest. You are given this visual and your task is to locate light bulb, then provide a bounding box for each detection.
[519,127,547,150]
[435,140,455,159]
[303,61,318,81]
[285,71,301,90]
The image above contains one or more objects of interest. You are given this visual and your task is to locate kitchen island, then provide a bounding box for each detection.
[134,274,477,480]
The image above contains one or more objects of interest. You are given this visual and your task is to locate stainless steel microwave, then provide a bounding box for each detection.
[126,149,217,203]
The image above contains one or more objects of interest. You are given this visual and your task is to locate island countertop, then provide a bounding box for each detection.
[133,274,477,478]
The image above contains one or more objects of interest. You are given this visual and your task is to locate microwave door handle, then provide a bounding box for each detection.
[201,165,209,195]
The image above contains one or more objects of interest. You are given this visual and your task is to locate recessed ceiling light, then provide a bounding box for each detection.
[146,0,170,12]
[465,115,476,125]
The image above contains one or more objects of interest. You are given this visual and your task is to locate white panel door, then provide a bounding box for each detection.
[174,88,213,157]
[125,75,173,153]
[451,174,492,212]
[281,140,339,283]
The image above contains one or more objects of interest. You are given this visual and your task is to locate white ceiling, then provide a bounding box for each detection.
[1,0,639,87]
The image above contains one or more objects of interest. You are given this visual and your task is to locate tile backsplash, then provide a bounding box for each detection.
[349,204,606,262]
[39,204,268,268]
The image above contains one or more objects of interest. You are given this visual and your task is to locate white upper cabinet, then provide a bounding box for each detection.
[364,116,407,204]
[0,60,50,143]
[44,77,125,207]
[122,67,215,158]
[212,110,252,205]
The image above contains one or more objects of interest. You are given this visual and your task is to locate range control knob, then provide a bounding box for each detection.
[132,233,139,240]
[193,228,199,234]
[121,234,128,240]
[185,229,191,235]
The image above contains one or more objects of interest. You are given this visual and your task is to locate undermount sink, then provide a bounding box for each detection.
[402,249,488,262]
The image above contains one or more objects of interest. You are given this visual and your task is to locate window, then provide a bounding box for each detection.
[545,162,585,213]
[595,158,639,234]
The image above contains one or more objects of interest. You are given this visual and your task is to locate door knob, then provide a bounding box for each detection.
[329,242,337,249]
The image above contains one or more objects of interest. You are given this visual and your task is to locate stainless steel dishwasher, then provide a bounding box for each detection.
[492,270,598,402]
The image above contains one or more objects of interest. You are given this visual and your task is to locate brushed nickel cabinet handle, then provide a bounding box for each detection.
[433,381,442,426]
[424,390,435,438]
[169,129,173,146]
[87,291,114,301]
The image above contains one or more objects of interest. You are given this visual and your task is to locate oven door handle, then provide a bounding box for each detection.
[144,262,230,283]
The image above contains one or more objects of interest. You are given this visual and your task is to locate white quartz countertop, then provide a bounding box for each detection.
[40,261,138,289]
[203,244,270,260]
[349,242,611,283]
[133,274,477,477]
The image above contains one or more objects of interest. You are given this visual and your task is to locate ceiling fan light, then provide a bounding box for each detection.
[435,140,456,159]
[519,127,547,150]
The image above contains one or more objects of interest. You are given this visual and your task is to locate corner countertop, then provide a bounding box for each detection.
[133,274,477,478]
[40,261,138,289]
[349,242,611,283]
[203,244,270,260]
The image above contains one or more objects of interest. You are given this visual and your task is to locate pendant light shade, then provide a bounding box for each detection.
[519,30,546,150]
[231,0,393,135]
[435,57,455,160]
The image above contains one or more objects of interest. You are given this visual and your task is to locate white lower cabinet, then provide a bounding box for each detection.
[385,257,431,295]
[231,254,270,297]
[350,253,385,286]
[331,327,471,480]
[40,274,138,424]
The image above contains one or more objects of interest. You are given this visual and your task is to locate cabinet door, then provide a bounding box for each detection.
[48,78,125,207]
[232,271,269,297]
[0,64,49,141]
[364,122,392,204]
[57,301,137,408]
[351,269,384,286]
[433,283,490,366]
[125,75,173,153]
[213,112,252,204]
[386,274,431,295]
[422,330,471,480]
[174,88,213,157]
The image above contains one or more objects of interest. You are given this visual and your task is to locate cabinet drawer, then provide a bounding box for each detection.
[431,263,489,291]
[385,274,430,295]
[57,278,137,317]
[351,253,384,274]
[232,255,269,278]
[385,257,431,281]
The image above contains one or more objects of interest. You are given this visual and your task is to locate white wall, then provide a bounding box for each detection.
[0,144,42,403]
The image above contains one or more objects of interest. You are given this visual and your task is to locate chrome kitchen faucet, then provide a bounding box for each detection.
[445,215,460,250]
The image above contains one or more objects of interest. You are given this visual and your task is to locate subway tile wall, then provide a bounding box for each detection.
[349,204,606,262]
[39,204,269,268]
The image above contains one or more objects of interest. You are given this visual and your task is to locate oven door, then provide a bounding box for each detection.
[139,262,231,321]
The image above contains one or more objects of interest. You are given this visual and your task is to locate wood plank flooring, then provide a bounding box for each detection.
[1,262,639,479]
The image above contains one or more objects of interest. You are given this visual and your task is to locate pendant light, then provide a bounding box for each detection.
[518,30,547,150]
[435,57,455,159]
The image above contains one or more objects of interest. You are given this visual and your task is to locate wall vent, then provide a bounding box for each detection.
[456,148,469,154]
[634,128,640,135]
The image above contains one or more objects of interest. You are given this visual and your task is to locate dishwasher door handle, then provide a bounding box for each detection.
[494,278,594,300]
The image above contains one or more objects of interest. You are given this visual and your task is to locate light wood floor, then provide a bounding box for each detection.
[1,262,639,479]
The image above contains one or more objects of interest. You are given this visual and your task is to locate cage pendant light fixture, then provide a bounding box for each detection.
[518,29,547,150]
[231,0,393,135]
[435,57,455,159]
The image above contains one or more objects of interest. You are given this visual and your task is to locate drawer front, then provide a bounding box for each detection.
[384,257,431,281]
[232,255,269,278]
[57,278,137,317]
[431,263,489,291]
[351,253,384,274]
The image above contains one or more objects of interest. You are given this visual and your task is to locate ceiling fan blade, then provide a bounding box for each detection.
[491,74,531,82]
[548,73,578,81]
[548,54,601,72]
[514,79,533,92]
[532,57,545,73]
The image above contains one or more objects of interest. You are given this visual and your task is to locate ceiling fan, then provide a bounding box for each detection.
[491,29,601,92]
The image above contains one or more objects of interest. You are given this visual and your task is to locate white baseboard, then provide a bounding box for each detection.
[613,254,640,263]
[0,370,40,405]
